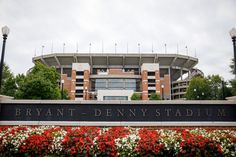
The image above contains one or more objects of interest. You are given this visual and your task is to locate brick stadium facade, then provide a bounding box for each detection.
[33,53,199,100]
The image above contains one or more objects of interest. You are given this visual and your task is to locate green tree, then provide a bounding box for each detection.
[185,76,211,100]
[16,62,61,99]
[131,93,141,100]
[61,89,70,100]
[0,64,17,97]
[15,74,25,88]
[149,92,161,100]
[219,81,232,99]
[207,75,223,100]
[230,80,236,96]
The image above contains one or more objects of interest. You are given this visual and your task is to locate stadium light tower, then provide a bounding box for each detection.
[229,28,236,78]
[0,26,10,91]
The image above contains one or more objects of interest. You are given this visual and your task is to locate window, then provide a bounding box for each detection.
[148,79,155,83]
[76,89,83,93]
[147,72,155,76]
[76,79,83,82]
[75,94,83,98]
[148,90,156,94]
[103,96,128,100]
[148,84,156,87]
[76,71,84,75]
[108,79,124,89]
[125,79,136,89]
[93,79,139,91]
[95,79,107,89]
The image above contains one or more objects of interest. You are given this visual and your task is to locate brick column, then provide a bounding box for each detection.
[83,70,90,100]
[155,70,161,95]
[163,74,170,99]
[141,70,148,100]
[70,70,76,100]
[61,74,71,98]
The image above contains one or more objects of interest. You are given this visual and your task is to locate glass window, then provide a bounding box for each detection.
[76,90,83,93]
[148,72,155,76]
[104,96,128,100]
[148,84,156,87]
[148,90,156,94]
[108,79,124,89]
[96,79,106,83]
[95,79,107,89]
[75,94,83,98]
[76,71,84,75]
[148,79,155,83]
[93,79,139,91]
[76,79,83,82]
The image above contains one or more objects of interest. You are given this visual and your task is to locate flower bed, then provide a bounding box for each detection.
[0,126,235,156]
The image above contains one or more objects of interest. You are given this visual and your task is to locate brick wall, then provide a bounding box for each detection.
[61,74,72,99]
[141,70,148,100]
[160,74,171,100]
[108,69,134,75]
[83,70,90,100]
[155,70,161,95]
[70,70,76,100]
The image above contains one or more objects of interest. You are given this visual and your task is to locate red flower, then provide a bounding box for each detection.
[136,128,164,156]
[61,126,100,156]
[95,127,130,157]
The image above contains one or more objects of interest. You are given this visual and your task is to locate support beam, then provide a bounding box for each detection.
[40,57,48,66]
[155,54,159,63]
[182,57,191,69]
[54,56,61,66]
[106,56,109,69]
[170,56,177,67]
[168,67,172,100]
[74,55,78,63]
[139,55,142,75]
[123,56,125,69]
[90,56,93,66]
[90,55,93,73]
[60,67,63,75]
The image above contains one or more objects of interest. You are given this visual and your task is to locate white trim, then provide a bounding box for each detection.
[75,98,83,101]
[0,121,235,126]
[148,87,156,90]
[76,76,84,79]
[75,86,83,90]
[147,76,155,79]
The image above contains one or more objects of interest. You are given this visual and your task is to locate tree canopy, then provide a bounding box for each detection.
[15,62,61,99]
[207,75,223,100]
[0,64,17,97]
[185,76,211,100]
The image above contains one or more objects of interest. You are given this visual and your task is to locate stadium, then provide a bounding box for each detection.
[33,53,201,100]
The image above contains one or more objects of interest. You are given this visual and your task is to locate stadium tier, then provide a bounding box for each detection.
[33,53,200,100]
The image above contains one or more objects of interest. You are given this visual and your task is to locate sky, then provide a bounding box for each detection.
[0,0,236,80]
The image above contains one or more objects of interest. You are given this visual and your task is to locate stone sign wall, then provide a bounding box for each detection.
[0,101,235,122]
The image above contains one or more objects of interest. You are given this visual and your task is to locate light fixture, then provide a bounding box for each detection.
[61,80,65,84]
[2,26,10,36]
[229,28,236,38]
[0,25,10,90]
[229,27,236,78]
